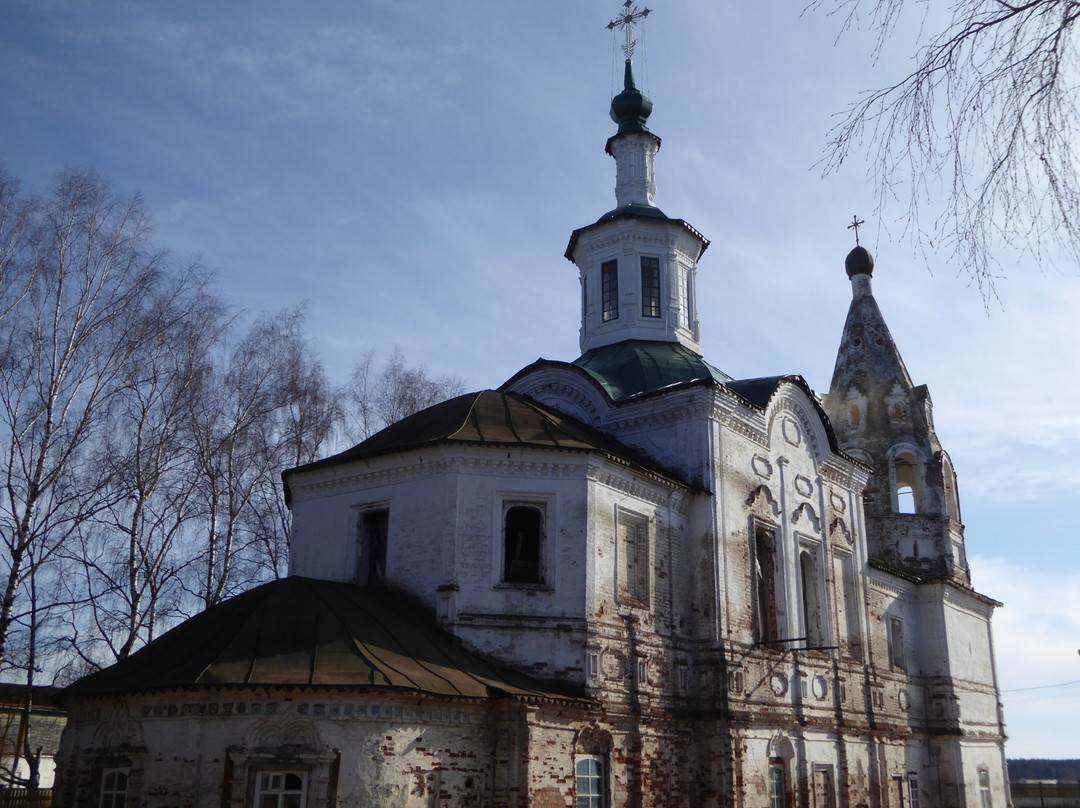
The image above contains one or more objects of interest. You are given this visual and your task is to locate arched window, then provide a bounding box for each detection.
[504,504,543,584]
[576,756,606,808]
[769,762,787,808]
[800,549,823,648]
[753,525,778,643]
[893,451,921,514]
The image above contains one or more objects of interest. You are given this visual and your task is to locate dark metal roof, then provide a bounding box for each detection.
[62,577,591,704]
[564,207,709,261]
[284,390,693,501]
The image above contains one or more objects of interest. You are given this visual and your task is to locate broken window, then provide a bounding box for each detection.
[889,616,906,671]
[800,548,824,648]
[504,504,543,584]
[641,257,661,317]
[356,508,389,587]
[753,525,779,643]
[601,260,619,322]
[576,756,606,808]
[617,510,649,605]
[254,771,306,808]
[99,768,129,808]
[769,762,786,808]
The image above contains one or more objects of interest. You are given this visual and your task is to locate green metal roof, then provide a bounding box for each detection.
[572,340,731,402]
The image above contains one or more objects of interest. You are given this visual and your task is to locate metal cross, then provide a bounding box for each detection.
[847,214,866,246]
[607,1,651,60]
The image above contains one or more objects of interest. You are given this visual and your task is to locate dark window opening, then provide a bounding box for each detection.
[800,549,823,648]
[641,257,661,318]
[357,509,389,587]
[601,260,619,322]
[504,505,542,584]
[754,526,778,643]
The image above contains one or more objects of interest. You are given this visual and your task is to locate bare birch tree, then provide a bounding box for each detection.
[62,275,228,664]
[344,347,466,442]
[0,168,161,667]
[811,0,1080,292]
[191,306,339,608]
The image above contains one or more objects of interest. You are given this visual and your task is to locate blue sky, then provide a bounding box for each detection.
[2,0,1078,758]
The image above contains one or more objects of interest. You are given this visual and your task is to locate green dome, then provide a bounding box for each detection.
[609,60,653,135]
[573,340,730,402]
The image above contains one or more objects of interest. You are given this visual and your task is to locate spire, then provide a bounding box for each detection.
[564,4,708,356]
[829,245,912,397]
[823,245,970,585]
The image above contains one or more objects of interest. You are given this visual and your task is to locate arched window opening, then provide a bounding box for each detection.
[576,756,607,808]
[504,505,543,584]
[800,549,823,648]
[753,526,778,643]
[893,452,921,514]
[941,454,961,521]
[769,762,786,808]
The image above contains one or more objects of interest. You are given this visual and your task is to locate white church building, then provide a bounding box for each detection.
[55,12,1009,808]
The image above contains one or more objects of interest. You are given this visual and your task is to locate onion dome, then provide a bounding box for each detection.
[845,245,874,278]
[610,59,653,135]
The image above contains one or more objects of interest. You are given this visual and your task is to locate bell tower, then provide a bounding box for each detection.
[566,3,709,355]
[823,243,970,584]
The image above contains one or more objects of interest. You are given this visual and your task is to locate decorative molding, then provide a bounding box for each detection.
[781,416,802,447]
[794,475,814,497]
[746,484,781,517]
[751,455,773,479]
[829,517,853,544]
[791,502,821,532]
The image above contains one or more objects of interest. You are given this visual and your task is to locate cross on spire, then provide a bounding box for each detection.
[607,1,651,60]
[847,214,866,246]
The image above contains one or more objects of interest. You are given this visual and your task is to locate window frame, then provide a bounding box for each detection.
[889,616,907,671]
[640,256,661,318]
[615,508,649,607]
[354,504,390,587]
[99,767,129,808]
[768,761,786,808]
[495,496,553,588]
[502,502,545,585]
[907,773,921,808]
[752,522,780,644]
[575,755,607,808]
[253,769,308,808]
[978,769,992,808]
[601,260,619,322]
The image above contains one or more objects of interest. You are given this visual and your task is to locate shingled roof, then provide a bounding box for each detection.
[62,577,590,704]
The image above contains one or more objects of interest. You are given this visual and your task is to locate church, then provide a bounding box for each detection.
[54,8,1009,808]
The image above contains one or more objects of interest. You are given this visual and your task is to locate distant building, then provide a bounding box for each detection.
[54,19,1009,808]
[0,684,65,791]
